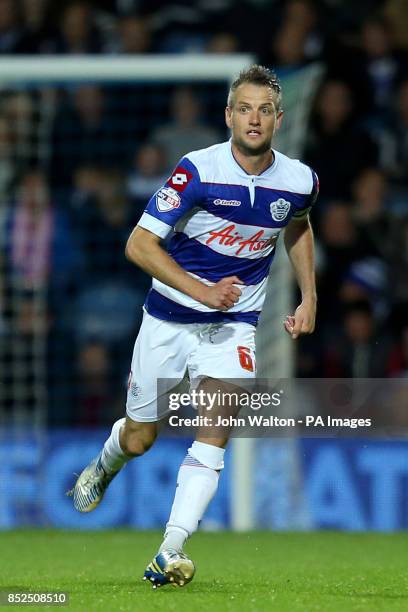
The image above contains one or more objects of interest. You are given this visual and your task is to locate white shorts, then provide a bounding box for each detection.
[126,311,256,422]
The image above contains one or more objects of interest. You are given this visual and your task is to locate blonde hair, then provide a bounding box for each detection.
[228,65,282,110]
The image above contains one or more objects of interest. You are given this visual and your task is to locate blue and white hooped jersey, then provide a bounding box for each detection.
[138,140,318,326]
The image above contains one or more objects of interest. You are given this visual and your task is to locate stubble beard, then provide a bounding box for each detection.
[233,134,272,158]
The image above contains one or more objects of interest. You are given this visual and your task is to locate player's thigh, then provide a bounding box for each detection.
[126,311,194,422]
[190,322,256,445]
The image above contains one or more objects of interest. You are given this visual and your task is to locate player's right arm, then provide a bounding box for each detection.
[125,158,242,311]
[125,226,241,310]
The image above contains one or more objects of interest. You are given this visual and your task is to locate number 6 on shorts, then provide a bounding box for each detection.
[237,345,255,372]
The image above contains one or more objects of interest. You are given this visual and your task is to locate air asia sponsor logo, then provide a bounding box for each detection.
[270,198,291,221]
[206,224,278,256]
[213,198,241,207]
[167,166,193,192]
[156,186,181,212]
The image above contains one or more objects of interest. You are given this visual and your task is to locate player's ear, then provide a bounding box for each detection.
[275,111,284,131]
[225,106,232,129]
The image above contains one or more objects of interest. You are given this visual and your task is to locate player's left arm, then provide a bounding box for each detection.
[283,215,316,339]
[283,167,319,339]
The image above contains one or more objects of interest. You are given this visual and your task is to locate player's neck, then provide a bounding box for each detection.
[231,143,274,176]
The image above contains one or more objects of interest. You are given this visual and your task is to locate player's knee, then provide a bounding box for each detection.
[121,425,157,457]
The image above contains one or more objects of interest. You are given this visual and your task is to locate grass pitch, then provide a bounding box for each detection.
[1,531,408,611]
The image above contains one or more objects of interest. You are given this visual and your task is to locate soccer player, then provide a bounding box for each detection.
[70,65,318,588]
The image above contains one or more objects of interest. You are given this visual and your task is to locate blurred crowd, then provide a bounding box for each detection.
[0,78,227,424]
[0,0,407,425]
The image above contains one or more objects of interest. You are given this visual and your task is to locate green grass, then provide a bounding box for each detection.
[1,531,408,611]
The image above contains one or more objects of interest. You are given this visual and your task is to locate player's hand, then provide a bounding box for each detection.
[284,300,316,339]
[200,276,244,310]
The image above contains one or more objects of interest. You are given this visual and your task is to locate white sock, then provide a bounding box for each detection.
[159,526,188,552]
[100,417,130,474]
[160,441,225,551]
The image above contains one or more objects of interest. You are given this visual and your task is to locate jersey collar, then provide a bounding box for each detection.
[227,139,278,178]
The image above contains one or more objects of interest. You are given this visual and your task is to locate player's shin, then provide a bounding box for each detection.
[101,417,131,474]
[160,441,225,552]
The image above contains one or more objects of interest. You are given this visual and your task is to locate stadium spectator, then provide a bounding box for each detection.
[50,85,130,189]
[22,0,50,32]
[206,32,240,54]
[0,0,39,53]
[151,86,221,169]
[304,80,378,202]
[383,0,408,50]
[315,202,364,327]
[270,22,309,77]
[114,14,151,54]
[359,16,408,120]
[348,167,408,310]
[351,168,392,259]
[50,1,102,54]
[203,0,279,59]
[259,0,324,72]
[74,169,146,285]
[282,0,324,61]
[339,257,389,322]
[137,0,208,53]
[127,142,168,212]
[378,79,408,183]
[20,0,54,52]
[323,299,391,377]
[1,169,81,417]
[77,169,127,273]
[3,169,80,296]
[2,91,41,173]
[69,164,104,213]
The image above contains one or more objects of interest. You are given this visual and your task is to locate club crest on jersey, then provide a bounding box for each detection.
[270,198,291,222]
[156,186,181,212]
[168,166,193,192]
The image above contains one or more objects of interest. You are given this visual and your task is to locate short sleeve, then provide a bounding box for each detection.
[292,168,319,220]
[137,157,201,238]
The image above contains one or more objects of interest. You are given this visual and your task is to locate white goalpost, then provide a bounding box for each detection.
[0,55,254,82]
